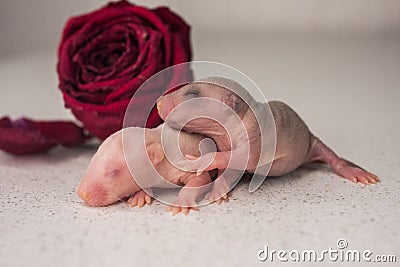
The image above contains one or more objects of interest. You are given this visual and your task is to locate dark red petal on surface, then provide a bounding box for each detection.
[0,117,90,155]
[31,120,90,147]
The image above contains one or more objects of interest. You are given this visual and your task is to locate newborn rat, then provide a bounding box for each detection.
[157,77,380,203]
[77,124,216,215]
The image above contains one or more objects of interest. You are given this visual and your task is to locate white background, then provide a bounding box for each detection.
[1,1,399,267]
[1,0,400,55]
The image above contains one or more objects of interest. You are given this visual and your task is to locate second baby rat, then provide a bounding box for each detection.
[157,77,380,203]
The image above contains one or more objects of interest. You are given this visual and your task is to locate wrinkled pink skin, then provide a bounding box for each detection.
[77,131,139,207]
[157,79,380,203]
[77,126,214,215]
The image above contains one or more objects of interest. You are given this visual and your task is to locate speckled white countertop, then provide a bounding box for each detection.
[1,36,399,267]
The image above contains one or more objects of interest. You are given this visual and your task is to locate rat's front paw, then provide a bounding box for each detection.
[337,163,380,185]
[178,153,217,174]
[127,189,152,208]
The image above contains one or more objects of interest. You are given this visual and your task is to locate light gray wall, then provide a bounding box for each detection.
[1,0,399,55]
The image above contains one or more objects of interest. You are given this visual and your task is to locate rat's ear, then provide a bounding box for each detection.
[222,93,244,113]
[146,143,164,166]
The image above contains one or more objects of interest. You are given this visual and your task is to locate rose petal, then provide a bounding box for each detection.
[64,91,162,140]
[58,3,171,83]
[154,6,192,64]
[58,9,143,84]
[104,30,164,103]
[75,24,136,83]
[74,26,162,100]
[0,117,90,155]
[58,1,131,45]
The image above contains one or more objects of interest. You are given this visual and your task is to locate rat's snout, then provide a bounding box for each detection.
[157,99,165,119]
[77,181,108,207]
[157,97,173,120]
[77,188,91,203]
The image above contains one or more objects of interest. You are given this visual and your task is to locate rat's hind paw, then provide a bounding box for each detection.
[205,191,229,205]
[205,176,231,205]
[166,204,199,215]
[336,162,380,185]
[205,186,230,205]
[166,196,200,215]
[127,190,152,208]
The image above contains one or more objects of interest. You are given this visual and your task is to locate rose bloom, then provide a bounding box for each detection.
[57,0,192,140]
[0,1,191,155]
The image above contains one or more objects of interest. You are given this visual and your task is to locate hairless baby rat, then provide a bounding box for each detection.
[157,77,380,203]
[77,124,216,215]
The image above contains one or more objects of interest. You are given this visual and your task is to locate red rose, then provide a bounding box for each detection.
[0,1,191,155]
[57,0,191,140]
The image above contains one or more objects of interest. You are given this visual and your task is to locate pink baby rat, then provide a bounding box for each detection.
[157,77,380,203]
[77,124,216,215]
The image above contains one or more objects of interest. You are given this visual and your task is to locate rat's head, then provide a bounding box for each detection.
[157,77,249,131]
[77,131,139,207]
[77,128,166,207]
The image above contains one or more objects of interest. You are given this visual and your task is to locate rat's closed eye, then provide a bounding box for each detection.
[105,168,120,178]
[184,89,200,97]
